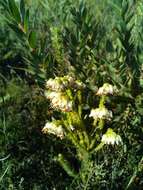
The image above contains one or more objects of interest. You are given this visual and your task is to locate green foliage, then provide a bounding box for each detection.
[0,0,143,189]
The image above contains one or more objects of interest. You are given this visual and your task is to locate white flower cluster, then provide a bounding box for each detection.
[89,107,113,120]
[45,76,85,112]
[46,78,64,91]
[46,76,85,92]
[101,128,122,145]
[42,121,64,139]
[96,83,118,96]
[45,91,72,112]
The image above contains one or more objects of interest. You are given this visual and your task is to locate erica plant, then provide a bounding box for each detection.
[42,75,122,183]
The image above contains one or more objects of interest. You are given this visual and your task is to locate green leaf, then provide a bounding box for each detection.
[20,0,25,23]
[8,0,21,23]
[57,154,77,178]
[125,168,137,190]
[24,9,29,33]
[122,0,129,17]
[0,166,10,183]
[28,31,37,49]
[95,142,104,152]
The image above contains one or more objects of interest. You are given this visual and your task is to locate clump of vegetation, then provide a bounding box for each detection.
[0,0,143,189]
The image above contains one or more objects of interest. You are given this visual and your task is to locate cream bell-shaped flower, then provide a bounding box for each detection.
[45,91,61,100]
[42,121,64,139]
[101,128,122,145]
[46,78,65,91]
[96,83,118,96]
[89,107,113,120]
[46,76,85,92]
[45,91,72,112]
[55,96,72,112]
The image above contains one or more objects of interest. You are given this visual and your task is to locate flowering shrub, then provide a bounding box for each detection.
[42,76,122,182]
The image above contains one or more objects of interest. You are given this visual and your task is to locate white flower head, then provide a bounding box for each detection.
[101,128,122,145]
[46,76,85,92]
[96,83,118,96]
[56,96,73,112]
[89,107,113,120]
[46,78,65,91]
[42,121,64,139]
[45,91,60,99]
[45,91,72,112]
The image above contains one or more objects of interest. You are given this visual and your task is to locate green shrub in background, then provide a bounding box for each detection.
[0,0,143,189]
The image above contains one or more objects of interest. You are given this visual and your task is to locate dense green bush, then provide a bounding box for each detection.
[0,0,143,189]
